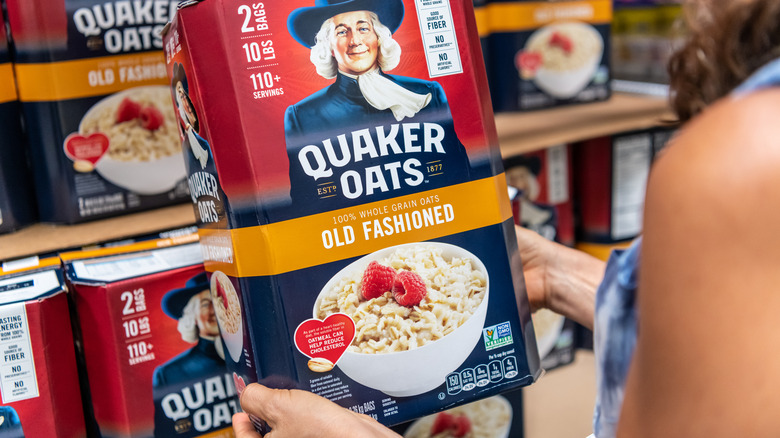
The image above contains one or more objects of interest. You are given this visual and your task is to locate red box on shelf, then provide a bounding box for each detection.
[0,258,87,438]
[62,237,238,438]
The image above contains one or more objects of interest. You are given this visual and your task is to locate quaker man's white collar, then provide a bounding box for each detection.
[340,68,432,121]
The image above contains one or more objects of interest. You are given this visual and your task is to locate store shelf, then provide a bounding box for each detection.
[0,93,671,262]
[0,203,196,262]
[496,92,674,156]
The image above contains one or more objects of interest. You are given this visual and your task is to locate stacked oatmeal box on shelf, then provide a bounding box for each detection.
[573,126,677,260]
[163,0,541,429]
[62,235,239,437]
[0,7,36,235]
[4,0,190,224]
[486,0,613,112]
[0,257,87,437]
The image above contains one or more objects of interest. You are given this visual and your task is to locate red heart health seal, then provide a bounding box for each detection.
[63,132,110,165]
[294,313,355,372]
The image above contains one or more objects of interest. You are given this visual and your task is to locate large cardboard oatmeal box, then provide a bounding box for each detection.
[573,129,656,260]
[0,10,37,235]
[0,258,87,437]
[164,0,541,428]
[62,237,239,438]
[504,144,575,247]
[4,0,190,224]
[487,0,612,112]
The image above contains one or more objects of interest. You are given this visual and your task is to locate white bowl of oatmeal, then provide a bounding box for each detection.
[523,21,604,99]
[532,308,565,359]
[313,242,490,397]
[80,86,186,195]
[210,271,244,363]
[403,395,513,438]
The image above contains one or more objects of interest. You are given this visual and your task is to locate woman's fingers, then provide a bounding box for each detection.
[239,384,285,429]
[233,413,263,438]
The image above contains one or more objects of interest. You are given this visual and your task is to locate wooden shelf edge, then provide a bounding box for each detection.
[0,203,197,262]
[0,93,671,262]
[496,93,675,156]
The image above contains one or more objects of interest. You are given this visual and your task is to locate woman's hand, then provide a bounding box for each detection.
[234,384,402,438]
[514,225,559,312]
[514,225,604,330]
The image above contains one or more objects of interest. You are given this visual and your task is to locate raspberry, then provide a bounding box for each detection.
[452,415,472,437]
[214,278,228,309]
[392,270,427,307]
[232,373,247,396]
[115,97,141,123]
[549,32,573,54]
[430,412,471,438]
[430,412,455,436]
[517,51,542,71]
[361,261,396,300]
[140,105,164,131]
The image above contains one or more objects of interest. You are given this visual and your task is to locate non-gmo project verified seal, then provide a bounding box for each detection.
[483,322,513,351]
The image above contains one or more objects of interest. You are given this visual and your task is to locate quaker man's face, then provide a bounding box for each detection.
[195,289,220,337]
[330,10,379,75]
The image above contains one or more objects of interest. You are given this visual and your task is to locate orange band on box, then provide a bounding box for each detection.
[486,0,612,33]
[14,52,168,102]
[474,7,490,38]
[59,233,199,262]
[575,240,634,262]
[201,175,513,277]
[0,257,61,276]
[0,64,18,104]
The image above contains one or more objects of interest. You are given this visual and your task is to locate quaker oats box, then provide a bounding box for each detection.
[0,257,87,438]
[163,0,541,429]
[504,145,576,371]
[504,144,574,247]
[3,0,190,224]
[0,10,37,235]
[573,129,654,260]
[390,389,524,437]
[61,237,239,438]
[487,0,612,112]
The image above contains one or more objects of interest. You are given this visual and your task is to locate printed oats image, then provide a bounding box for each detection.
[307,357,335,373]
[210,270,244,363]
[531,308,565,359]
[313,243,491,397]
[316,244,488,354]
[81,85,187,195]
[517,21,604,99]
[211,270,241,334]
[404,395,513,438]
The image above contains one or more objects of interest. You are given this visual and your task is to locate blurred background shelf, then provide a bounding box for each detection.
[496,92,673,156]
[0,93,671,263]
[0,203,196,262]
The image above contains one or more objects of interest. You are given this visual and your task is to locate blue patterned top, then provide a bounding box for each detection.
[590,57,780,438]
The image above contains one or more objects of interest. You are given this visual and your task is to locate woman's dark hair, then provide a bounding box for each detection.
[668,0,780,123]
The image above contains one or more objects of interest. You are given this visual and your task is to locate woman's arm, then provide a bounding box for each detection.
[618,88,780,437]
[515,225,604,330]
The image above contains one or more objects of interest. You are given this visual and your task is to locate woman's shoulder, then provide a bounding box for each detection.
[650,88,780,208]
[618,87,780,437]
